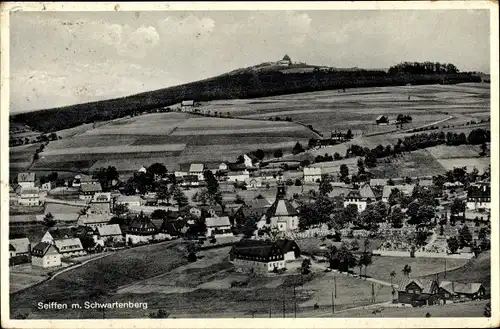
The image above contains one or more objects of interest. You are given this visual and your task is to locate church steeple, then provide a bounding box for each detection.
[276,182,286,200]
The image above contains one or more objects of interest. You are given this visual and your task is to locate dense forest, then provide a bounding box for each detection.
[10,62,481,133]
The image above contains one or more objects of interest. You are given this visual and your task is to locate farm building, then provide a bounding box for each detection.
[199,204,224,218]
[437,281,486,304]
[397,278,439,306]
[18,187,40,206]
[275,239,301,261]
[343,190,368,212]
[79,183,103,200]
[181,100,195,109]
[303,167,322,183]
[330,130,349,142]
[115,195,142,207]
[264,184,299,232]
[9,237,30,257]
[248,177,262,188]
[180,174,200,187]
[359,183,376,200]
[189,164,205,181]
[126,217,158,244]
[375,115,389,125]
[227,170,250,183]
[229,239,286,275]
[17,172,36,188]
[54,238,86,257]
[382,184,416,203]
[31,242,61,268]
[369,178,387,187]
[97,224,123,243]
[78,214,112,228]
[206,216,233,238]
[466,183,490,211]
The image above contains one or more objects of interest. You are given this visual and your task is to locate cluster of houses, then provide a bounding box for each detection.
[397,277,487,306]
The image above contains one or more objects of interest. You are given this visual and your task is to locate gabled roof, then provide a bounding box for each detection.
[359,183,376,199]
[31,242,58,257]
[18,172,35,183]
[9,238,30,254]
[97,224,122,236]
[80,183,103,193]
[20,187,39,195]
[116,195,142,203]
[231,239,284,258]
[304,167,322,175]
[92,192,112,203]
[376,115,387,120]
[345,190,362,199]
[398,278,436,294]
[160,219,187,235]
[246,198,271,209]
[439,280,485,295]
[54,238,84,251]
[189,163,204,172]
[275,239,299,253]
[9,244,16,251]
[206,216,231,228]
[46,226,95,240]
[79,214,113,224]
[181,100,194,106]
[266,199,298,218]
[79,174,97,183]
[128,217,157,234]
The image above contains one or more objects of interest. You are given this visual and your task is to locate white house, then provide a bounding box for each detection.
[304,167,322,183]
[17,172,35,188]
[115,195,142,207]
[79,183,103,200]
[54,238,86,257]
[77,214,112,228]
[230,240,286,275]
[97,224,123,243]
[9,237,30,257]
[219,163,228,171]
[343,190,367,211]
[125,217,158,245]
[189,164,205,181]
[181,100,194,109]
[31,242,61,268]
[206,216,233,238]
[18,187,40,206]
[227,170,250,183]
[138,166,147,174]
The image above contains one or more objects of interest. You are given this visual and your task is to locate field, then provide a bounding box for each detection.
[29,112,314,174]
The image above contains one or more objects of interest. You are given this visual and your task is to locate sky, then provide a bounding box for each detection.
[10,9,490,113]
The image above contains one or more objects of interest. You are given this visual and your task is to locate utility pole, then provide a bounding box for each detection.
[283,300,285,318]
[331,291,335,314]
[371,283,375,303]
[293,281,297,318]
[269,308,271,318]
[334,276,337,298]
[444,258,447,279]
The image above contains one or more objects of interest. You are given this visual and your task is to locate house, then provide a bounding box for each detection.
[233,198,271,226]
[227,170,250,183]
[189,164,205,181]
[248,177,262,189]
[258,168,284,182]
[9,237,30,257]
[229,239,286,275]
[31,242,61,268]
[79,183,103,200]
[88,192,112,214]
[206,216,233,238]
[41,226,96,244]
[243,154,260,168]
[343,190,368,211]
[376,115,389,125]
[138,166,147,174]
[199,204,224,218]
[74,174,99,187]
[180,174,200,187]
[359,183,376,201]
[443,181,464,188]
[77,214,112,228]
[369,178,387,187]
[18,187,40,206]
[54,238,86,257]
[437,281,486,303]
[115,195,142,207]
[41,181,53,191]
[330,130,347,142]
[303,167,322,183]
[277,54,292,67]
[275,239,301,261]
[158,219,187,239]
[382,185,416,203]
[17,172,36,188]
[187,206,202,218]
[97,224,123,243]
[125,217,158,244]
[466,184,490,211]
[181,100,194,109]
[263,184,299,231]
[397,278,439,306]
[219,163,228,171]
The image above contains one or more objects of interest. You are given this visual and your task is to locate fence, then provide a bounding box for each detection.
[372,249,474,259]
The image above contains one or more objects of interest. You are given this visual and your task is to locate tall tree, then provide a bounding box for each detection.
[319,174,333,196]
[43,212,56,228]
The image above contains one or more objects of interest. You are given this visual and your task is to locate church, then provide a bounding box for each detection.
[262,183,299,231]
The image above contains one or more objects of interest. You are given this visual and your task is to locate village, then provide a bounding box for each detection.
[9,129,491,315]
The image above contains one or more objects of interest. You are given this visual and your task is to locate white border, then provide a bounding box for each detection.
[1,1,498,328]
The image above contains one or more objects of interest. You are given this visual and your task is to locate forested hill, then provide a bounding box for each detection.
[10,61,481,133]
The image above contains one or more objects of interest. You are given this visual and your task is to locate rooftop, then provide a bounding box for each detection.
[189,163,204,172]
[206,216,231,228]
[18,172,35,182]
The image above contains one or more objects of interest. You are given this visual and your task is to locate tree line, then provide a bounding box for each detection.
[388,61,459,75]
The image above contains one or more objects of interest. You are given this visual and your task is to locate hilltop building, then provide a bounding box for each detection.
[277,54,292,66]
[264,183,299,231]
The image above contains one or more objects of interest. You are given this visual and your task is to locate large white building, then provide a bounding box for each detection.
[343,190,367,212]
[303,167,322,183]
[466,183,490,211]
[18,187,40,206]
[229,240,286,275]
[227,170,250,183]
[206,216,233,238]
[189,164,205,181]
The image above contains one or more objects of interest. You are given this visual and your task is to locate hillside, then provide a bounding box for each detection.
[10,62,481,133]
[422,251,491,290]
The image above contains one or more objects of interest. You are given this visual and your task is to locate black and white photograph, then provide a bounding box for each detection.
[1,1,498,327]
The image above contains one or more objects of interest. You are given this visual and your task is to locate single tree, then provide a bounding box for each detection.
[43,212,56,227]
[390,270,396,287]
[301,258,312,275]
[447,236,459,254]
[273,149,283,158]
[113,203,129,216]
[402,264,412,278]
